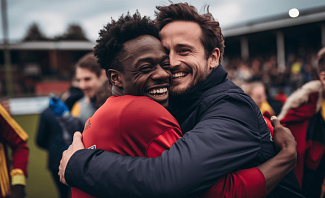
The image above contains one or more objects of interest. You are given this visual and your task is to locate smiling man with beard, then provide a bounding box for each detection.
[60,4,304,198]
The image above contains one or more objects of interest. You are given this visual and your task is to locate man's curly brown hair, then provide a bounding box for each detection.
[93,11,159,72]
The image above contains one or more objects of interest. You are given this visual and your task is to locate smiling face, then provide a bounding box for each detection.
[76,67,102,99]
[160,21,220,95]
[111,35,171,107]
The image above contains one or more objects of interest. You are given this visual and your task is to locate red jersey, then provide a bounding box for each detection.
[72,95,266,198]
[0,104,29,198]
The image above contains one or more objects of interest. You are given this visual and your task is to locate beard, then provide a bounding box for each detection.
[170,62,209,96]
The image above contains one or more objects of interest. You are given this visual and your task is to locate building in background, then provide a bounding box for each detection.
[0,5,325,98]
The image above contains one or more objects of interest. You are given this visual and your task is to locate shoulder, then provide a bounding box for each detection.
[202,79,247,104]
[199,82,262,130]
[202,81,257,116]
[0,104,28,141]
[121,95,174,119]
[279,80,322,120]
[118,95,180,130]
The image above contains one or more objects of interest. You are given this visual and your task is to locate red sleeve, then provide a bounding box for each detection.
[146,127,182,158]
[200,167,266,198]
[0,107,29,176]
[264,116,274,137]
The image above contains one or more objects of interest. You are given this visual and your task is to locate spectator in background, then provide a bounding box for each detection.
[234,60,252,82]
[250,57,264,81]
[278,47,325,198]
[46,53,108,147]
[0,104,29,198]
[243,81,275,133]
[37,106,72,198]
[289,57,304,91]
[36,58,84,198]
[37,92,83,198]
[60,75,84,111]
[273,87,288,105]
[70,53,107,123]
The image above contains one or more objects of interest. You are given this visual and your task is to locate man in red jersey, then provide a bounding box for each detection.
[63,11,301,198]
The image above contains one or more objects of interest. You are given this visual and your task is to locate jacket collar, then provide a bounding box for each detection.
[168,64,228,122]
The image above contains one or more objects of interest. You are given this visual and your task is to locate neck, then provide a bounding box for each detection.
[111,85,124,96]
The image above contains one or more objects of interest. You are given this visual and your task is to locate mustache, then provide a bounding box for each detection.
[170,65,191,73]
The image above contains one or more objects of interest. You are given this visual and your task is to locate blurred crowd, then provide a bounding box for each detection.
[224,50,319,101]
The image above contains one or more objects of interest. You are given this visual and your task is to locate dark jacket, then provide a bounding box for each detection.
[37,108,84,170]
[65,65,303,198]
[37,108,67,171]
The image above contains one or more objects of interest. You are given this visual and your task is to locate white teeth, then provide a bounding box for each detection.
[172,72,187,78]
[149,88,168,94]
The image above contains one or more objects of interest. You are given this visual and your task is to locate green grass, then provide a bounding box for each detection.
[12,114,58,198]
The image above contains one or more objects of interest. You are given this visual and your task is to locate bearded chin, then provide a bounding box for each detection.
[170,77,206,96]
[170,84,193,96]
[170,61,209,96]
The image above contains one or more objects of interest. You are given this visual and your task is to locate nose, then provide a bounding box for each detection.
[79,80,86,90]
[169,52,180,69]
[151,66,170,81]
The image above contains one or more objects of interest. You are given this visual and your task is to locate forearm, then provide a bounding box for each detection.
[66,149,210,198]
[11,141,29,176]
[200,167,266,198]
[258,147,297,194]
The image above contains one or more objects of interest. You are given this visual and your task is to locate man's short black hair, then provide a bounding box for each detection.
[94,11,159,72]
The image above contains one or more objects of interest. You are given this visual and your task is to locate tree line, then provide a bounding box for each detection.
[23,23,88,41]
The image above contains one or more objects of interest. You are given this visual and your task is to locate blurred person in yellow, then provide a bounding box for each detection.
[244,81,275,117]
[0,104,29,198]
[243,81,276,136]
[70,53,107,123]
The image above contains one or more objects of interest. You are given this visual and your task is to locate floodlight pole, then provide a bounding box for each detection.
[1,0,14,97]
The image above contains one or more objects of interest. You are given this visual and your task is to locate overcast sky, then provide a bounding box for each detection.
[1,0,325,42]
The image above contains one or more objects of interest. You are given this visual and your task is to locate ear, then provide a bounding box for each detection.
[208,48,220,70]
[107,69,124,88]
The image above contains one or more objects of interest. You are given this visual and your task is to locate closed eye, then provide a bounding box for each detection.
[139,65,152,72]
[178,48,191,55]
[162,61,170,69]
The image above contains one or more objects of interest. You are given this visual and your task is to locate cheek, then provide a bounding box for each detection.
[136,77,148,89]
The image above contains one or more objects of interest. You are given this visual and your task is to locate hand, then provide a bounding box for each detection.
[49,97,69,116]
[9,185,25,198]
[59,132,85,185]
[271,116,297,152]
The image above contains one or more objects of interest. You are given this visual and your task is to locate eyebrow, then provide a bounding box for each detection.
[175,44,194,49]
[136,55,169,65]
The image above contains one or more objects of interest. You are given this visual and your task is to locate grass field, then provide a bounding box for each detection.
[12,114,59,198]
